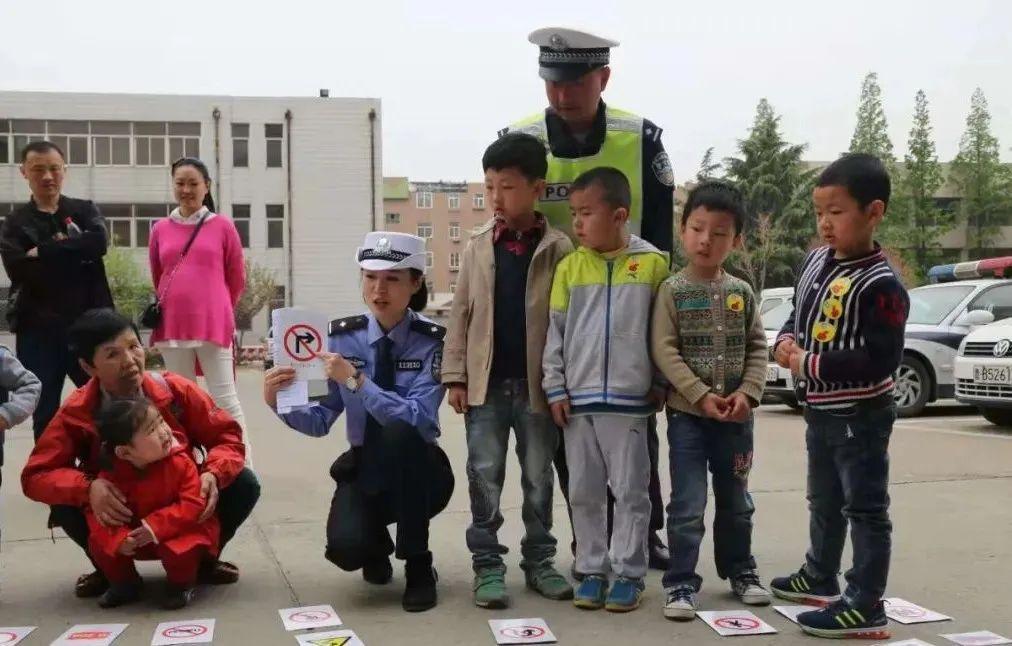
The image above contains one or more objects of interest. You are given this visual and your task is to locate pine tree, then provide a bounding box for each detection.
[951,88,1011,258]
[696,147,721,181]
[849,72,895,162]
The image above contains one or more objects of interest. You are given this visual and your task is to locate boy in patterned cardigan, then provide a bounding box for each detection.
[650,181,769,620]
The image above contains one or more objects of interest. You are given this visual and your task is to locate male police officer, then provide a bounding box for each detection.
[500,27,674,570]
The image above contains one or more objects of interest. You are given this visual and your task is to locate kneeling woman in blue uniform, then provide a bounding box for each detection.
[263,232,453,612]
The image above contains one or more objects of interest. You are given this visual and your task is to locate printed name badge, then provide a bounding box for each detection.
[829,276,853,297]
[812,320,837,343]
[726,293,745,313]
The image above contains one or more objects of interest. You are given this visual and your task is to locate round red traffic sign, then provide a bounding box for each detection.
[0,632,18,645]
[500,626,546,638]
[889,604,926,618]
[162,624,208,638]
[284,324,323,362]
[290,609,332,623]
[715,616,761,630]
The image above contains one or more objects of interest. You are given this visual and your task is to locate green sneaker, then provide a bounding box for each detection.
[473,568,510,609]
[524,564,574,600]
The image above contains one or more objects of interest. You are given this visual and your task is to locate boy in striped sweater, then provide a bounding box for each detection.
[770,154,909,640]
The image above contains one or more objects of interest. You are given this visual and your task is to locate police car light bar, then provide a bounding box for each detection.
[927,256,1012,283]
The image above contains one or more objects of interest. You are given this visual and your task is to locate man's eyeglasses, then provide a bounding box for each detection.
[26,164,66,176]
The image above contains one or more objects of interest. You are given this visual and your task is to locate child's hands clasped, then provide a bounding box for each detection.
[700,392,753,423]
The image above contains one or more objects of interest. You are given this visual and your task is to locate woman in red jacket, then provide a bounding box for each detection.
[87,397,219,610]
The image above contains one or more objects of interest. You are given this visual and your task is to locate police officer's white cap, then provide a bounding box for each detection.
[356,231,427,273]
[528,27,620,82]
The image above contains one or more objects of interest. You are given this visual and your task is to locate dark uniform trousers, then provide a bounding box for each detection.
[325,421,454,571]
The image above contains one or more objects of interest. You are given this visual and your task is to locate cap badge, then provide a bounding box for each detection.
[549,33,569,50]
[375,237,391,254]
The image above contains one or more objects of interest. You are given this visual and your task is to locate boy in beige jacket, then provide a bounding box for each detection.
[443,133,573,609]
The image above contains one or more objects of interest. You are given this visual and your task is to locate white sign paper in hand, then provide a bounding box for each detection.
[276,379,310,414]
[773,605,813,624]
[294,629,365,646]
[50,624,128,646]
[151,619,215,646]
[488,618,557,644]
[883,598,952,624]
[697,610,778,636]
[272,308,329,380]
[278,605,342,632]
[873,640,938,646]
[0,627,35,646]
[940,632,1012,646]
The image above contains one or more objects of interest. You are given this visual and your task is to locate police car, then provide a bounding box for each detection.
[899,257,1012,416]
[954,318,1012,427]
[762,299,800,408]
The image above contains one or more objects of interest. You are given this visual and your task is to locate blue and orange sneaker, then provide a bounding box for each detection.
[770,568,842,607]
[796,600,890,640]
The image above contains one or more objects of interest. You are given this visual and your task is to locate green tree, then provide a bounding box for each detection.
[724,98,816,292]
[234,258,277,347]
[849,72,895,162]
[104,246,153,323]
[951,88,1011,258]
[888,90,952,279]
[696,147,722,182]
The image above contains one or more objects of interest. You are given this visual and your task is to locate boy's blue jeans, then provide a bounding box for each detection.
[663,410,757,591]
[464,379,559,572]
[803,404,895,610]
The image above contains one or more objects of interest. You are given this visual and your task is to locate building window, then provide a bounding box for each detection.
[232,204,251,248]
[447,193,460,210]
[417,223,433,239]
[167,122,200,161]
[92,121,132,166]
[47,120,90,165]
[11,120,45,161]
[266,204,285,248]
[473,193,485,209]
[100,204,133,247]
[448,222,460,241]
[448,252,460,271]
[231,123,249,168]
[427,280,435,301]
[385,212,400,224]
[425,252,433,269]
[0,120,9,164]
[133,121,166,166]
[265,124,283,168]
[449,281,457,294]
[135,203,169,247]
[416,191,433,209]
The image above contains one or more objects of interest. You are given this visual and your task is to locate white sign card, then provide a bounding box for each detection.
[276,379,310,413]
[873,640,938,646]
[50,624,128,646]
[697,610,778,636]
[884,598,952,625]
[940,632,1012,646]
[151,619,215,646]
[0,627,35,646]
[294,629,365,646]
[488,619,557,644]
[773,605,813,624]
[279,605,343,632]
[272,308,329,380]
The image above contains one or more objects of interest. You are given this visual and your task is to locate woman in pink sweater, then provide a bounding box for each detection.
[149,158,248,454]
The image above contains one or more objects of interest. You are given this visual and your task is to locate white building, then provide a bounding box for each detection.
[0,90,382,338]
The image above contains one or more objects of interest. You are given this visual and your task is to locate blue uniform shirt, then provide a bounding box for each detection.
[278,310,446,446]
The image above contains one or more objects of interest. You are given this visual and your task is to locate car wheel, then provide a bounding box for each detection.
[980,407,1012,428]
[893,356,930,417]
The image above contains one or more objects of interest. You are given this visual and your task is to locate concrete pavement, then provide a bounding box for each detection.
[1,370,1010,645]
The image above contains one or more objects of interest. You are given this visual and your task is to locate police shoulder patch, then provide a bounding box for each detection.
[651,151,675,187]
[410,319,446,340]
[329,315,368,335]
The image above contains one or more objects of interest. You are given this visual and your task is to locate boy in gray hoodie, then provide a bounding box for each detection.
[0,344,42,537]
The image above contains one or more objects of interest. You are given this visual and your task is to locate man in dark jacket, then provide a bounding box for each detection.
[1,140,114,440]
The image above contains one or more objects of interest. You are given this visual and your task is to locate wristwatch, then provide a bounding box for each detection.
[345,370,362,392]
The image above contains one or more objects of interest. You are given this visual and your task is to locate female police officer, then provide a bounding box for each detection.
[263,232,453,612]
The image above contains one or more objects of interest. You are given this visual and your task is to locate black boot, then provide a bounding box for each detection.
[362,555,393,585]
[402,551,437,612]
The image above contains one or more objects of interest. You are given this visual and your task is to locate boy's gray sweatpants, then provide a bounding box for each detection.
[565,413,651,579]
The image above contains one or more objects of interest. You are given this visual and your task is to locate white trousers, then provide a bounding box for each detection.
[159,342,251,465]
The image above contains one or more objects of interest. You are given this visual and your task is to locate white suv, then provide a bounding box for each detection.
[955,318,1012,427]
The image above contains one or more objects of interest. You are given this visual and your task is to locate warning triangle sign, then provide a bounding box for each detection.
[308,638,351,646]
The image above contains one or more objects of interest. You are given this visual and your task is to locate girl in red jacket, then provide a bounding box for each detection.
[87,397,220,609]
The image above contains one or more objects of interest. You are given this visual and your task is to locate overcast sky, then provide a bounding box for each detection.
[3,0,1010,184]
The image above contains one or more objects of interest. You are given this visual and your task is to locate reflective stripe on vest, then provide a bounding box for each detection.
[509,106,644,237]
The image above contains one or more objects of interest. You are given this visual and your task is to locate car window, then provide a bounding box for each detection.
[908,285,975,325]
[761,298,785,315]
[761,301,794,331]
[967,284,1012,321]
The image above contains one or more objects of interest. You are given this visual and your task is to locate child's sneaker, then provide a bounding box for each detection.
[473,567,510,609]
[97,580,142,608]
[573,575,609,610]
[731,570,771,606]
[663,585,697,621]
[770,568,841,606]
[796,600,890,640]
[604,577,644,612]
[162,583,195,610]
[524,564,574,600]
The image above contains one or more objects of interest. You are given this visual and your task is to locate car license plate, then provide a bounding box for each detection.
[766,366,779,383]
[973,365,1012,385]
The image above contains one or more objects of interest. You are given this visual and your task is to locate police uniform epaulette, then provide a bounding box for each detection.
[410,319,446,341]
[329,315,369,335]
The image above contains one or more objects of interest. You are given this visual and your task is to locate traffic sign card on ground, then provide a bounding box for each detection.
[272,308,328,380]
[279,605,343,632]
[697,610,778,637]
[873,640,938,646]
[488,618,557,644]
[294,629,365,646]
[940,631,1012,646]
[50,624,128,646]
[0,627,35,646]
[773,605,813,624]
[151,619,215,645]
[884,598,952,624]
